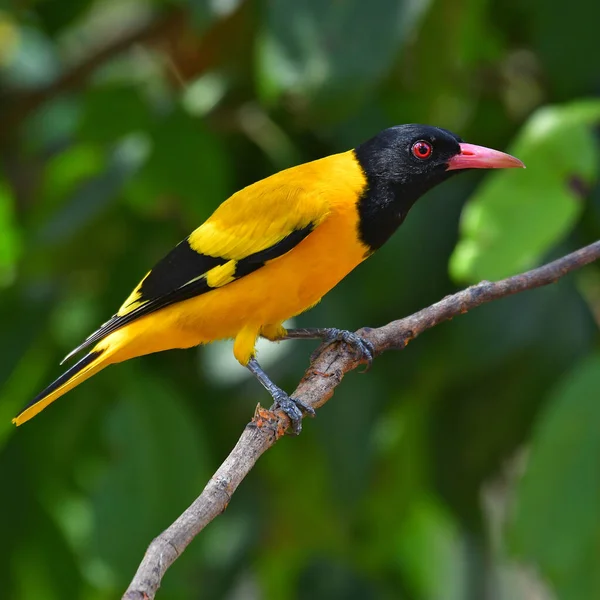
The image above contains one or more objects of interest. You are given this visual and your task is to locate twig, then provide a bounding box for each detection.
[123,239,600,599]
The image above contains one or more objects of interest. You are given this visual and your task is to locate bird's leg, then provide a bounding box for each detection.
[281,327,375,370]
[246,357,315,435]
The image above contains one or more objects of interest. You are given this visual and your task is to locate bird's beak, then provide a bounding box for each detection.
[446,143,525,171]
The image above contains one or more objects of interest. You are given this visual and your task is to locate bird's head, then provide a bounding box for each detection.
[355,123,524,187]
[353,124,524,250]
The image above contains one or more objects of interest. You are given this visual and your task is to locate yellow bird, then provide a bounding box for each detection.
[14,125,524,432]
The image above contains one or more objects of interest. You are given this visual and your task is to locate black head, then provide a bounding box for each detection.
[353,124,524,251]
[356,124,462,189]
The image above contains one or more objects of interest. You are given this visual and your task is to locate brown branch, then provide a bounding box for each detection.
[122,239,600,600]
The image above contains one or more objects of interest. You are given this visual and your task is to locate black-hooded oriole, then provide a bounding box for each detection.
[14,124,524,432]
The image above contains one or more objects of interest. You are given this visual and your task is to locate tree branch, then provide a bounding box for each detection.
[122,240,600,600]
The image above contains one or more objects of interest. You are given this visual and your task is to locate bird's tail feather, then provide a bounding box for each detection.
[13,349,110,426]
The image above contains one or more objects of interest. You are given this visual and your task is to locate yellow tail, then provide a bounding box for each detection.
[13,349,110,426]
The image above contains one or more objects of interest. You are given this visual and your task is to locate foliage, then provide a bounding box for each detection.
[1,0,599,598]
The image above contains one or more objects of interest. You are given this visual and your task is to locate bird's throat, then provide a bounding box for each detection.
[356,179,415,252]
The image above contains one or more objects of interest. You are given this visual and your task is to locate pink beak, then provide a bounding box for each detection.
[446,143,525,171]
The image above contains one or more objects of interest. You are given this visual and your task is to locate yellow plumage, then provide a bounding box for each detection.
[14,151,369,425]
[13,123,525,428]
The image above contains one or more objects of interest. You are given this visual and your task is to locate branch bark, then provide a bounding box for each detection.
[123,240,600,600]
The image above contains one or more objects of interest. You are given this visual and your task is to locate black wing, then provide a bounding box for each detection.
[62,225,314,362]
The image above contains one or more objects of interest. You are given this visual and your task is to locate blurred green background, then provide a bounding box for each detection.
[1,0,600,598]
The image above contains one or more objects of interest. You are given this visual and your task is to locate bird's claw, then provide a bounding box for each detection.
[311,328,375,371]
[271,391,315,435]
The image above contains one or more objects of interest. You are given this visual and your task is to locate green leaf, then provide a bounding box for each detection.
[0,180,21,287]
[526,0,600,98]
[29,143,108,237]
[257,0,423,118]
[12,506,83,600]
[78,85,153,144]
[0,24,60,89]
[34,0,94,34]
[91,365,211,584]
[186,0,244,30]
[33,139,144,246]
[396,496,466,600]
[451,100,600,282]
[123,109,231,221]
[23,97,82,151]
[509,353,600,599]
[39,144,107,213]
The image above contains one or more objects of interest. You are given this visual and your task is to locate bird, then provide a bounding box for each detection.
[13,124,524,433]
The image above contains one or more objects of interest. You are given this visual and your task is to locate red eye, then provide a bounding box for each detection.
[412,140,432,160]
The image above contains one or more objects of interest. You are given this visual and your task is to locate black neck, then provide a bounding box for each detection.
[355,178,414,252]
[353,148,453,252]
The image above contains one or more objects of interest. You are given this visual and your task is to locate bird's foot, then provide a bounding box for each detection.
[310,328,375,371]
[246,357,314,435]
[271,390,315,436]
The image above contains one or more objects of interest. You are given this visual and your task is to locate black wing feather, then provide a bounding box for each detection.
[137,238,226,302]
[63,225,314,361]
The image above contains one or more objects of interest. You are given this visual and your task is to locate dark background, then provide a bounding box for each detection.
[1,1,600,598]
